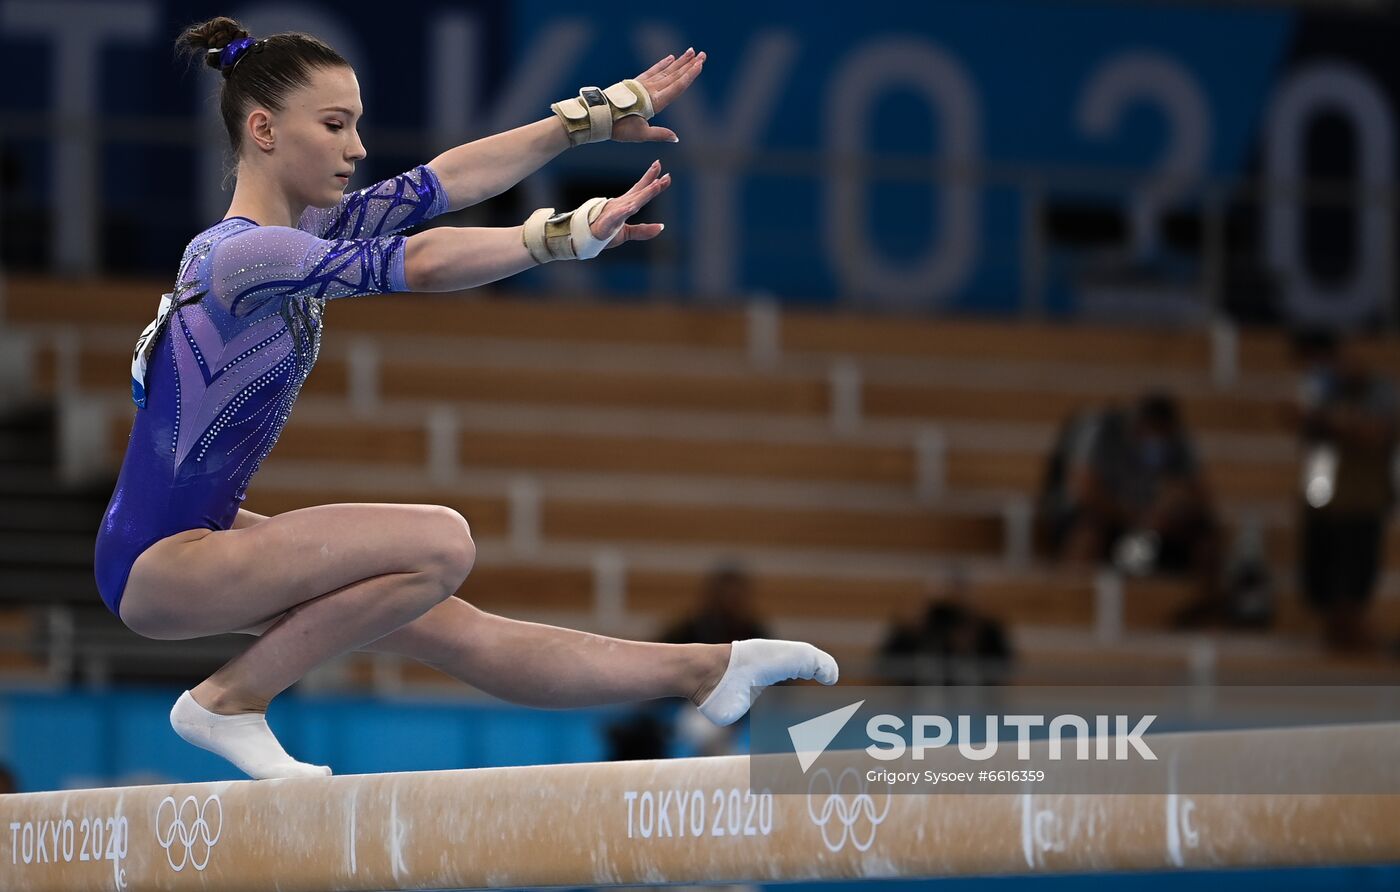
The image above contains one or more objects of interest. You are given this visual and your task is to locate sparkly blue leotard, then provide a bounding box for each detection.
[94,164,450,617]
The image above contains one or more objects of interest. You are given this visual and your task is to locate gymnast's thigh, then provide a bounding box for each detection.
[117,502,473,640]
[232,508,270,529]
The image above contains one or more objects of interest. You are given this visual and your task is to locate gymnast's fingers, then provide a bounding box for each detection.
[654,51,704,106]
[625,160,663,195]
[627,222,665,242]
[592,172,670,240]
[628,170,671,213]
[603,221,665,252]
[637,54,674,81]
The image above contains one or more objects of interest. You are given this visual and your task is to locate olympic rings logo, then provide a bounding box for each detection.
[806,767,892,853]
[155,794,223,872]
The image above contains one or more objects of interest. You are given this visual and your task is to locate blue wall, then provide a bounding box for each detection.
[0,686,611,791]
[5,0,1398,320]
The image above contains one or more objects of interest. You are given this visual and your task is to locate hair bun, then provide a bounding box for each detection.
[176,16,251,72]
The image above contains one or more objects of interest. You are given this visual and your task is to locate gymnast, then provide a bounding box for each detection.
[93,17,837,780]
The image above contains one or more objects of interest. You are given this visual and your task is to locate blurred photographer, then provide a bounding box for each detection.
[1051,393,1224,623]
[1289,332,1398,651]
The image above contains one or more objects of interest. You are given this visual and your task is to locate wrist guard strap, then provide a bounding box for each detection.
[551,80,654,146]
[523,197,616,262]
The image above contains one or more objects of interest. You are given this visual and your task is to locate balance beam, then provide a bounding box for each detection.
[2,722,1399,891]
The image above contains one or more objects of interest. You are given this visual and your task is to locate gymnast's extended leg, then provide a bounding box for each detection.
[229,512,837,725]
[367,599,841,720]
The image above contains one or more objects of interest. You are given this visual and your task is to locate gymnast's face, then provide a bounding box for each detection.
[252,65,367,209]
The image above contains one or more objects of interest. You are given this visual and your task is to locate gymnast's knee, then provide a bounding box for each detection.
[425,505,476,597]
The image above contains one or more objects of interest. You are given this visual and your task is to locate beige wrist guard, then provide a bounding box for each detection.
[522,197,619,263]
[550,80,654,146]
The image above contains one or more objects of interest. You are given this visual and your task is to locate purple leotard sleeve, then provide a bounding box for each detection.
[217,163,451,316]
[95,163,451,619]
[298,163,450,240]
[209,222,410,316]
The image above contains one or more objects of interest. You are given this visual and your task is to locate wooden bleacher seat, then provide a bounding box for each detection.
[13,274,1399,376]
[626,570,1096,628]
[0,608,47,674]
[59,339,1299,437]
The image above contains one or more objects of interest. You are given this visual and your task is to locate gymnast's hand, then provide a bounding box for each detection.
[611,48,706,143]
[591,160,672,248]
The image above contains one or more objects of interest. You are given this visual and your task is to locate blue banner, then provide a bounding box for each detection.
[2,0,1395,322]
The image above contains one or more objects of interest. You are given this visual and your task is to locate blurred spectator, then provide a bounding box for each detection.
[603,710,671,761]
[1218,514,1276,630]
[1035,408,1099,558]
[0,762,18,794]
[1289,332,1398,651]
[662,563,770,645]
[611,563,773,762]
[877,570,1013,685]
[1043,393,1225,625]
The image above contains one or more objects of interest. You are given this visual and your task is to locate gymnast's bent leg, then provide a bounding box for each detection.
[118,503,476,778]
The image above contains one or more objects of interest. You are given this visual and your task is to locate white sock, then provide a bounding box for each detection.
[170,690,331,780]
[697,639,839,727]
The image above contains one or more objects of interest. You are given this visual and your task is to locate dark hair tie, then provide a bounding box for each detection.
[209,37,257,73]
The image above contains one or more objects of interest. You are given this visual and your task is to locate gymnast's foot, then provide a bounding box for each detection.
[693,639,839,727]
[170,690,331,780]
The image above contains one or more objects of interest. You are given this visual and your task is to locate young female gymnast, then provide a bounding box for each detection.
[93,17,837,780]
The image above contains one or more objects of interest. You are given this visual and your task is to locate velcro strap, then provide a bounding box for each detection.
[581,86,613,141]
[553,97,589,122]
[543,209,576,259]
[603,80,654,118]
[550,79,655,146]
[570,198,614,260]
[522,207,556,264]
[522,198,616,263]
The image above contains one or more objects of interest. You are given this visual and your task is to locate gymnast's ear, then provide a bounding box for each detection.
[246,108,276,153]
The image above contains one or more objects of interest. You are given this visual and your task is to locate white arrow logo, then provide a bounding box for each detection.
[787,700,864,773]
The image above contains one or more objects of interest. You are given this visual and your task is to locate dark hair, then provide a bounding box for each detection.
[175,17,348,180]
[703,562,749,597]
[1134,391,1180,429]
[1290,328,1340,362]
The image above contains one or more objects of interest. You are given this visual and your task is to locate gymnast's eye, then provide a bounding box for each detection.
[325,122,343,132]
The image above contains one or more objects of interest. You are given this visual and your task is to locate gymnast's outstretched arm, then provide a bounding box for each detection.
[214,161,670,316]
[427,118,571,212]
[404,160,672,291]
[426,49,705,210]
